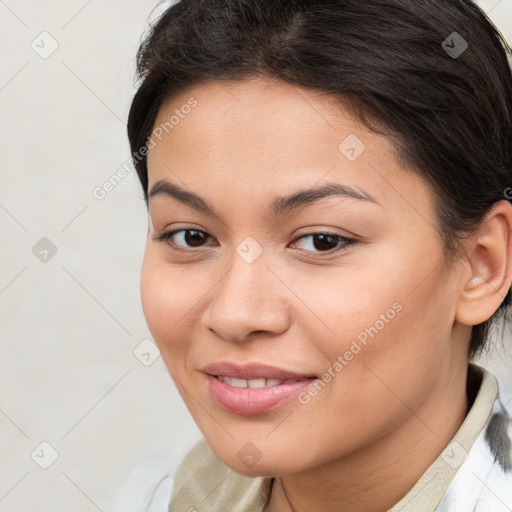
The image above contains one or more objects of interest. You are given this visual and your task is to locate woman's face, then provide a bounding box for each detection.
[141,77,468,476]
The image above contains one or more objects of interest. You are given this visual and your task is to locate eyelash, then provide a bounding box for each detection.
[154,228,357,256]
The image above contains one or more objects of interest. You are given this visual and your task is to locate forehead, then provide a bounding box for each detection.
[150,77,376,159]
[146,77,434,219]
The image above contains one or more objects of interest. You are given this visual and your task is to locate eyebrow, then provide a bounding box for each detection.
[148,178,382,217]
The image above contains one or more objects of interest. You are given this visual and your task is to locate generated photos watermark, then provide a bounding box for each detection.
[298,301,403,405]
[92,97,198,200]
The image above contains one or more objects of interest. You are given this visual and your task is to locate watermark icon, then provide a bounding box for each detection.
[31,31,59,59]
[32,237,58,263]
[237,442,263,468]
[504,187,512,200]
[298,301,403,405]
[339,134,366,161]
[441,441,468,469]
[133,338,160,366]
[236,236,264,264]
[442,32,468,59]
[31,441,59,469]
[92,97,198,200]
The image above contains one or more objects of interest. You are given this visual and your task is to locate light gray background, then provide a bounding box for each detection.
[1,1,511,510]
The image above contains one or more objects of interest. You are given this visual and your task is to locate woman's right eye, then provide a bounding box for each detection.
[155,228,215,251]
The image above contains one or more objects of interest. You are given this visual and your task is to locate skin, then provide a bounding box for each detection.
[140,76,512,512]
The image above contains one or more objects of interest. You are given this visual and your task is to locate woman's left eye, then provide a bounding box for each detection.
[155,229,356,254]
[290,232,357,254]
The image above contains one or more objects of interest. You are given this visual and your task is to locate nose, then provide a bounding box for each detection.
[201,249,291,343]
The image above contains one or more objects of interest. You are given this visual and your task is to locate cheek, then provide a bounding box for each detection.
[288,251,453,408]
[140,255,169,338]
[139,249,197,356]
[286,261,405,358]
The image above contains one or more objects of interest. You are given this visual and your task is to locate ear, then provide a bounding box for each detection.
[456,200,512,326]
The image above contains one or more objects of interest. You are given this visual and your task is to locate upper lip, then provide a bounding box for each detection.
[201,361,316,380]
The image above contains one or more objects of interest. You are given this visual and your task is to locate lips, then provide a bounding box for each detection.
[201,361,316,381]
[201,361,317,414]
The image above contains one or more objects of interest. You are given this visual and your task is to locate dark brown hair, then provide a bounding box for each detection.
[127,0,512,359]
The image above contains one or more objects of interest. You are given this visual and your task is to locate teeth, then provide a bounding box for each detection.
[247,378,266,388]
[231,378,248,388]
[217,376,289,388]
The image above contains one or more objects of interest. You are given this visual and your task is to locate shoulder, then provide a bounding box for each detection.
[103,456,176,512]
[473,390,512,511]
[444,409,512,512]
[436,366,512,512]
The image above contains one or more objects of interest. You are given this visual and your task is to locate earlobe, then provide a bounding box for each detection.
[456,200,512,326]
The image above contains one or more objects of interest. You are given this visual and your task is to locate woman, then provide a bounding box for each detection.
[126,0,512,510]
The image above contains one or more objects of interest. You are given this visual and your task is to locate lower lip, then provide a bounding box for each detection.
[205,374,315,415]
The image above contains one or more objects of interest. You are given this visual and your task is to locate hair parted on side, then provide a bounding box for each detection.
[127,0,512,359]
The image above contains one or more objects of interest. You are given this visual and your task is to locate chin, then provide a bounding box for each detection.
[222,457,291,479]
[207,440,306,478]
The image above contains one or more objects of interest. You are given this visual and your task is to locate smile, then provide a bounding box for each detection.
[215,376,311,388]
